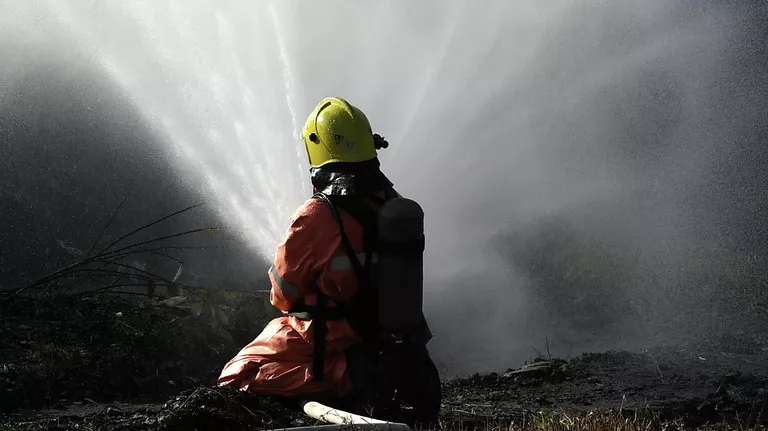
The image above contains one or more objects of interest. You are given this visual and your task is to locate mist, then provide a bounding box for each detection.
[1,1,766,375]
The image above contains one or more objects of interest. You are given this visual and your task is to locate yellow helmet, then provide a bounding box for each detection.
[302,97,377,168]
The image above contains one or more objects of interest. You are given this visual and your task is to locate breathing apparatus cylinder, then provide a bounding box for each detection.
[375,197,425,335]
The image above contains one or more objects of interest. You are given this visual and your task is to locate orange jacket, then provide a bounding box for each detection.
[217,195,372,397]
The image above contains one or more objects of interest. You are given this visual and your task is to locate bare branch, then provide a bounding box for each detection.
[96,203,203,255]
[86,195,129,259]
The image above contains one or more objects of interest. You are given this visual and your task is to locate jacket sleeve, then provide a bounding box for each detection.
[268,200,340,312]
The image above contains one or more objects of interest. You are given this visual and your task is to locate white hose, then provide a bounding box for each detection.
[295,400,411,431]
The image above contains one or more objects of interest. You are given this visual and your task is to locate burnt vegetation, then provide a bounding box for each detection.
[0,207,766,431]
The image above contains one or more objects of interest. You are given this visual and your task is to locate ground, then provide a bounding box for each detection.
[1,293,766,431]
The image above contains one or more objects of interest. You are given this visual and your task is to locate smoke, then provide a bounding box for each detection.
[1,1,766,374]
[384,0,768,373]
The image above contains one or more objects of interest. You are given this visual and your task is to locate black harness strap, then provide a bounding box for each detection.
[288,303,346,321]
[313,193,369,286]
[312,293,327,381]
[288,293,347,382]
[328,195,381,343]
[302,192,382,382]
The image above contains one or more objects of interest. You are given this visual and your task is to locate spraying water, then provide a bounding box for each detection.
[1,1,766,374]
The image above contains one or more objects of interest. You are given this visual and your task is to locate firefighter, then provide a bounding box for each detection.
[218,97,440,423]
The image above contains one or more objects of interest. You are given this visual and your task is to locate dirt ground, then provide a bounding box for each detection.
[441,347,768,429]
[1,293,766,430]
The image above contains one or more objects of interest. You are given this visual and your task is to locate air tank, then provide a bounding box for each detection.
[375,197,425,334]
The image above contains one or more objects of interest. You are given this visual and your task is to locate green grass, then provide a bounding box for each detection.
[436,410,767,431]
